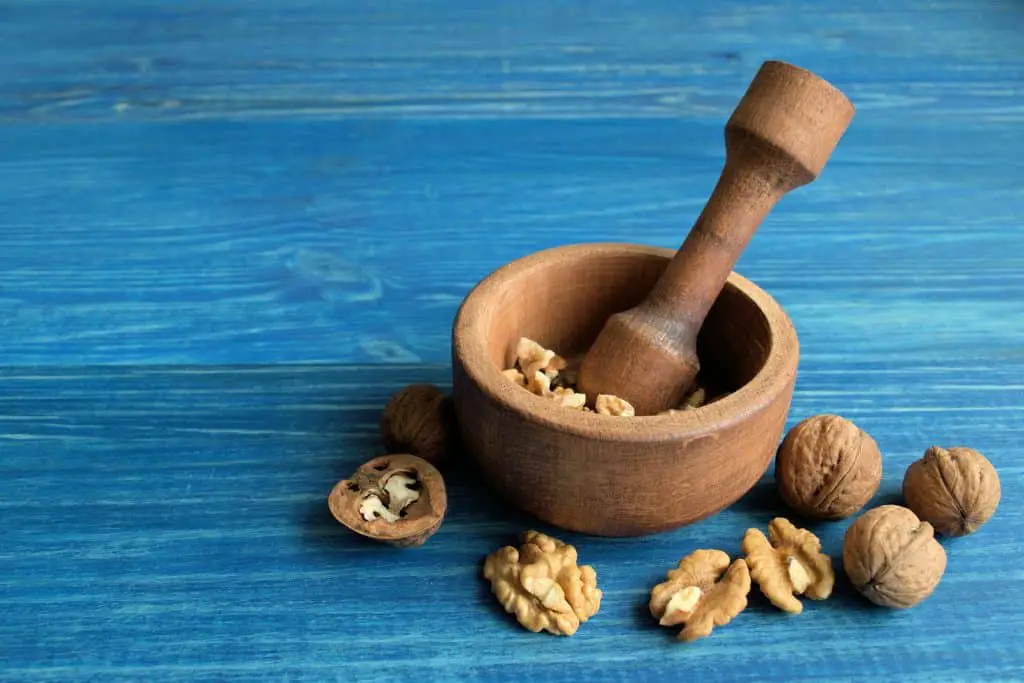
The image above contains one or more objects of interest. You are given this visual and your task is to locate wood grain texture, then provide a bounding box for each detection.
[0,364,1021,682]
[452,244,799,535]
[1,0,1023,680]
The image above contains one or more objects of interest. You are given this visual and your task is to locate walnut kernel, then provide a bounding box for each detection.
[482,530,602,636]
[380,384,455,465]
[902,446,1000,537]
[649,549,750,642]
[515,337,567,379]
[328,454,447,548]
[504,338,588,407]
[842,504,946,609]
[742,518,834,613]
[776,414,882,520]
[595,394,635,417]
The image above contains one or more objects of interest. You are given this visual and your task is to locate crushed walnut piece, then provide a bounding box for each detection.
[515,338,567,379]
[503,337,589,408]
[742,517,835,614]
[595,394,635,417]
[502,368,527,387]
[649,549,751,642]
[551,386,587,410]
[501,337,642,416]
[482,530,602,636]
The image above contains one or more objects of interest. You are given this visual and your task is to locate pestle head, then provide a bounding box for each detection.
[726,61,855,186]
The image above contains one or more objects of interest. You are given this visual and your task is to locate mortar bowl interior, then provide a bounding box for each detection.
[451,243,799,536]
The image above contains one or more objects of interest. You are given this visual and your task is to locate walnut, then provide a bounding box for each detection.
[550,386,587,410]
[595,394,635,416]
[742,518,834,613]
[504,337,583,399]
[902,446,1000,537]
[649,550,750,642]
[514,337,567,380]
[327,454,447,548]
[502,368,527,387]
[380,384,456,465]
[482,530,602,636]
[842,504,947,609]
[775,414,882,520]
[680,385,707,409]
[525,369,553,396]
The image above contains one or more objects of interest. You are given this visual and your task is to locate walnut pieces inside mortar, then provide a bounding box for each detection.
[328,454,447,548]
[842,504,947,609]
[482,530,602,636]
[776,414,882,520]
[649,549,750,642]
[380,384,456,465]
[902,446,1001,537]
[742,518,834,614]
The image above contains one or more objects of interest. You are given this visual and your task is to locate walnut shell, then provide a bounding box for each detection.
[903,446,1000,537]
[328,454,447,548]
[842,505,946,609]
[776,414,882,520]
[380,384,456,465]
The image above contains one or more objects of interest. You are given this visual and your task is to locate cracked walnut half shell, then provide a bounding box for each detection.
[649,550,750,642]
[903,446,1000,537]
[743,518,834,614]
[843,504,946,609]
[482,530,602,636]
[328,454,447,548]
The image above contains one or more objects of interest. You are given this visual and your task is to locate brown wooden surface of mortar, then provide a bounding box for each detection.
[451,243,798,537]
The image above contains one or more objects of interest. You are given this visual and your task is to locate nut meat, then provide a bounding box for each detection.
[843,504,947,609]
[902,446,1001,537]
[776,414,882,520]
[328,454,447,548]
[649,550,751,642]
[595,394,635,417]
[482,530,602,636]
[505,338,587,408]
[743,518,834,613]
[380,384,456,465]
[503,337,637,415]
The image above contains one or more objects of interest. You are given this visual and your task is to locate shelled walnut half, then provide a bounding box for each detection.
[482,530,602,636]
[743,518,834,614]
[649,550,750,642]
[328,454,447,548]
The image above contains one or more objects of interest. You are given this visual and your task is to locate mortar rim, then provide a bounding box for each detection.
[452,242,799,443]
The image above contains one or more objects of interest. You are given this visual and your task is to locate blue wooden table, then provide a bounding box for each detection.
[2,1,1022,681]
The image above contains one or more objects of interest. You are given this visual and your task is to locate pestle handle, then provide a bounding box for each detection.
[577,61,854,416]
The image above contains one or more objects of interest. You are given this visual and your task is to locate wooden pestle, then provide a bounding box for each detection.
[577,61,855,416]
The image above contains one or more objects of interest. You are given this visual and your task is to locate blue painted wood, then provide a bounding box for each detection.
[1,0,1022,680]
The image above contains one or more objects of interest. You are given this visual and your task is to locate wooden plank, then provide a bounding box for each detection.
[0,364,1021,681]
[0,116,1021,365]
[0,0,1022,679]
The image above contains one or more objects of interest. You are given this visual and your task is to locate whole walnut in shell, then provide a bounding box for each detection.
[380,383,456,465]
[903,446,1000,537]
[842,505,946,609]
[776,414,882,520]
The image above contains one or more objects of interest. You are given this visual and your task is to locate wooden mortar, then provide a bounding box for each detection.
[451,243,797,536]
